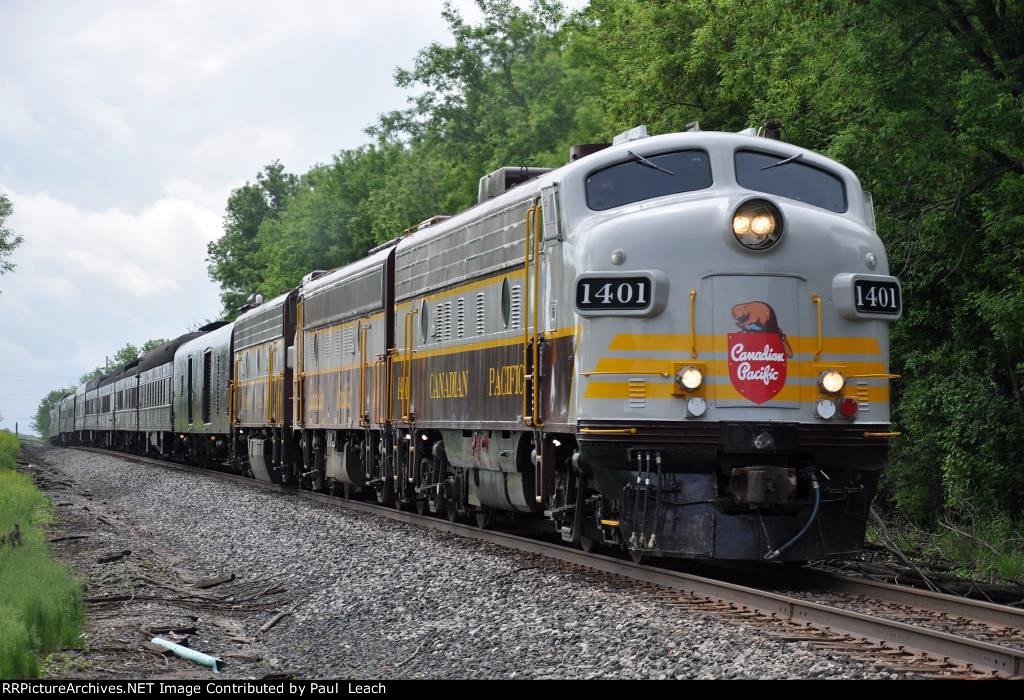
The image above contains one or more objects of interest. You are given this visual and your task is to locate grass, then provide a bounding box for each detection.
[0,430,84,679]
[867,507,1024,584]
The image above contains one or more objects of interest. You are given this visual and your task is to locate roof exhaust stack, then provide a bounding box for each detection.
[301,270,329,285]
[237,292,265,315]
[611,125,649,145]
[568,143,610,163]
[762,119,784,141]
[478,166,553,204]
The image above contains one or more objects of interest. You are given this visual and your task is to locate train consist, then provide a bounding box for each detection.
[51,125,902,562]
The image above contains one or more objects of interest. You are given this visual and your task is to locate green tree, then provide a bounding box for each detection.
[372,0,607,210]
[207,162,299,317]
[140,338,168,355]
[31,387,76,439]
[78,339,168,383]
[0,193,23,278]
[587,0,1024,520]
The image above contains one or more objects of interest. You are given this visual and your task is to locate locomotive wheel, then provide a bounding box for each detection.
[442,478,459,522]
[342,483,353,500]
[415,498,427,516]
[377,478,394,506]
[629,550,648,565]
[579,535,599,554]
[393,481,406,510]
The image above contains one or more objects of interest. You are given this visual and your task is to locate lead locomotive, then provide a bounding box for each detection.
[53,125,901,562]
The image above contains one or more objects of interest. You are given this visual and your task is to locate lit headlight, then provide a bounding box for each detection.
[732,200,782,250]
[677,366,704,390]
[818,370,846,394]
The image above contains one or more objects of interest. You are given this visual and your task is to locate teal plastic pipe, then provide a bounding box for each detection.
[150,637,227,673]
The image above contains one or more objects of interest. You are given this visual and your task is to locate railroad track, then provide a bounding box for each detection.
[62,447,1024,678]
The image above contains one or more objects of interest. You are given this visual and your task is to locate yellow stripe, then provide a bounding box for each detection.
[308,311,385,337]
[590,357,889,379]
[234,339,284,382]
[608,334,881,355]
[298,326,577,373]
[235,378,269,388]
[583,381,889,403]
[396,268,526,312]
[397,326,576,360]
[301,365,362,378]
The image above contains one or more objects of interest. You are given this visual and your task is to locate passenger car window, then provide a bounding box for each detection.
[586,150,713,211]
[735,150,847,213]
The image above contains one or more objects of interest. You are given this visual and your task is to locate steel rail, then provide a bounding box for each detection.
[798,569,1024,631]
[67,447,1024,676]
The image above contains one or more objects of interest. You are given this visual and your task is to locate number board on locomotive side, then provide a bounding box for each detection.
[854,279,901,316]
[575,277,651,311]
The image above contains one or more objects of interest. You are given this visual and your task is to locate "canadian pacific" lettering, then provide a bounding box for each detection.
[729,343,786,364]
[429,370,469,399]
[488,364,523,397]
[730,343,784,386]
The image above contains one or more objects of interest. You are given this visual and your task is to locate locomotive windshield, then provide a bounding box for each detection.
[735,150,847,213]
[585,150,712,211]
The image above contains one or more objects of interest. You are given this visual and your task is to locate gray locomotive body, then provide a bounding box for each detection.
[233,290,298,484]
[326,128,899,561]
[52,127,899,562]
[560,132,898,560]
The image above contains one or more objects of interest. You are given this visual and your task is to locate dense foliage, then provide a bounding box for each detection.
[109,0,1021,533]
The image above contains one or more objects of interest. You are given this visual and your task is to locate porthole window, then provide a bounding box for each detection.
[501,277,511,328]
[420,299,429,343]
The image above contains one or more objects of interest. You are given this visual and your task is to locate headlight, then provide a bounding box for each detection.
[732,200,782,250]
[818,370,846,394]
[677,366,704,390]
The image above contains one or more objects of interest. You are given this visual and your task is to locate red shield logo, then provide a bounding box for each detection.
[727,332,788,404]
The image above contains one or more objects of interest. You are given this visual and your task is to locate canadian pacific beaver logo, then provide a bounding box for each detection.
[728,301,793,404]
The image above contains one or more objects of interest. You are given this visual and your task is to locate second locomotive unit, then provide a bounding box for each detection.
[53,124,901,562]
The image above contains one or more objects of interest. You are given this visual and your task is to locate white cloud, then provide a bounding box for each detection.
[72,0,446,94]
[0,73,40,138]
[188,125,299,189]
[0,182,224,430]
[4,188,220,300]
[0,335,53,376]
[74,96,137,148]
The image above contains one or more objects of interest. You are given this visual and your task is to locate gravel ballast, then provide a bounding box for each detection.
[43,448,908,679]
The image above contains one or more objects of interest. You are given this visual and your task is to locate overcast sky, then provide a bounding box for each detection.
[0,0,584,433]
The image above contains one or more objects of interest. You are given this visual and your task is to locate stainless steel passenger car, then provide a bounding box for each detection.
[112,361,140,450]
[58,393,75,444]
[137,332,202,457]
[173,322,233,464]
